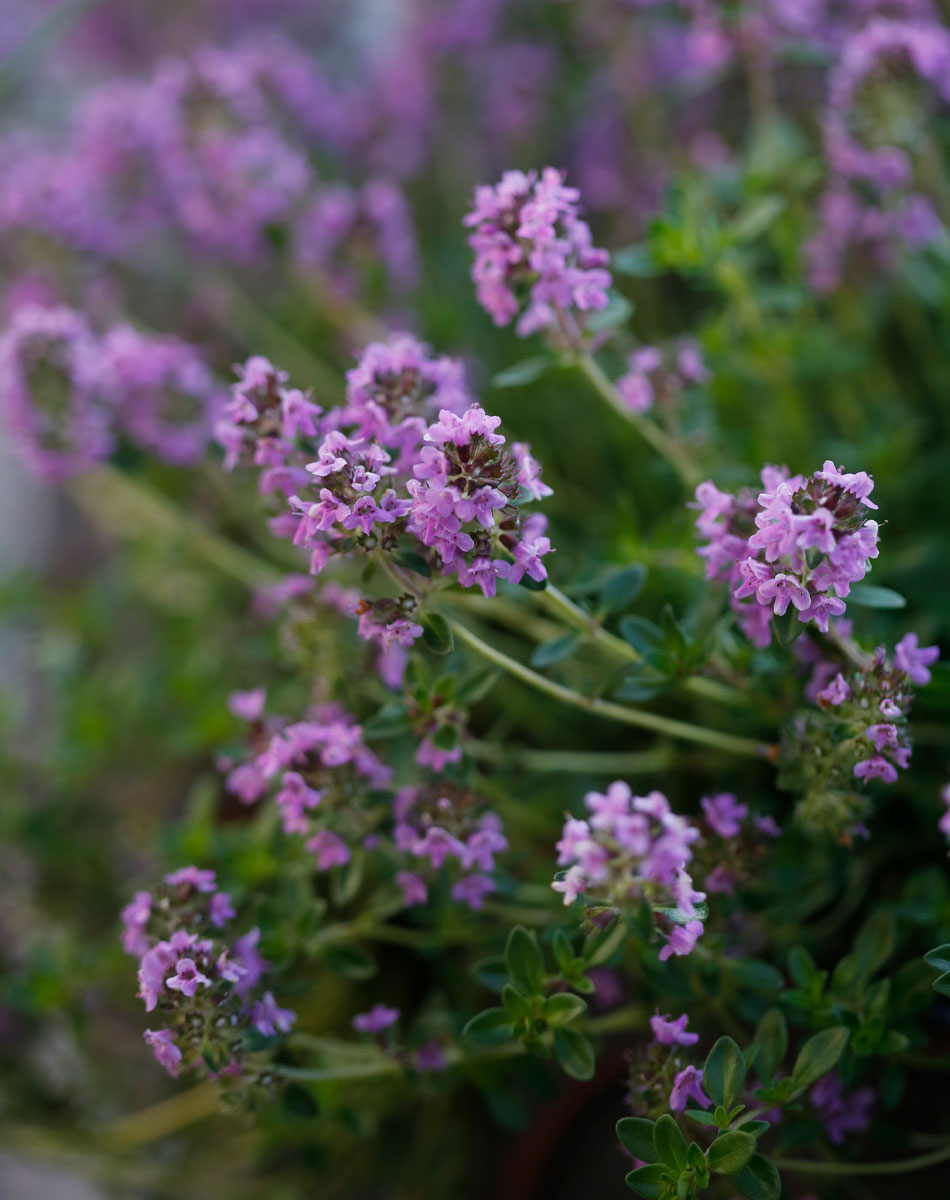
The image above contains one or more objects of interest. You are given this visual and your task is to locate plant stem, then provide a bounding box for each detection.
[577,355,700,488]
[445,615,770,759]
[773,1143,950,1176]
[280,1002,648,1085]
[466,740,674,774]
[72,465,284,590]
[103,1082,220,1151]
[540,582,746,708]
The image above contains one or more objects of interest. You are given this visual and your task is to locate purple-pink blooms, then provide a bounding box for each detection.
[670,1065,711,1112]
[650,1011,699,1047]
[353,1003,400,1034]
[464,167,611,337]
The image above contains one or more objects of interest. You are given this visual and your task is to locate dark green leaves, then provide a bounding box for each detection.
[599,565,647,615]
[420,614,454,655]
[530,632,582,668]
[617,1117,657,1163]
[708,1131,757,1174]
[704,1036,747,1109]
[552,1027,595,1079]
[753,1009,788,1083]
[625,1165,667,1198]
[492,354,557,388]
[848,584,907,609]
[791,1026,849,1091]
[324,943,377,981]
[542,992,587,1026]
[505,925,545,996]
[924,944,950,997]
[462,1007,514,1045]
[653,1114,688,1171]
[735,1154,781,1200]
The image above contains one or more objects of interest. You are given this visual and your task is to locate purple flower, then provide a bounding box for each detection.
[166,957,211,998]
[165,866,217,893]
[464,167,610,338]
[229,688,266,721]
[818,673,850,707]
[415,1040,446,1072]
[670,1065,711,1112]
[305,829,351,870]
[208,892,236,929]
[812,1073,875,1145]
[144,1029,182,1077]
[854,757,899,784]
[232,927,268,1000]
[395,870,428,907]
[353,1003,400,1034]
[659,920,705,962]
[121,891,152,957]
[895,633,940,686]
[251,991,296,1037]
[700,793,748,838]
[650,1011,699,1047]
[451,873,497,910]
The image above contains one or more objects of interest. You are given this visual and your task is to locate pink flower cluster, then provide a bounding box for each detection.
[222,690,507,910]
[808,19,950,290]
[552,782,706,962]
[221,690,389,869]
[215,335,553,639]
[0,37,416,285]
[393,784,508,911]
[0,304,223,479]
[464,167,611,337]
[121,866,294,1081]
[616,341,709,415]
[692,461,881,646]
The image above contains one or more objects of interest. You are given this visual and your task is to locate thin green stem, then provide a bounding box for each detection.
[445,615,770,759]
[774,1143,950,1176]
[540,582,746,708]
[280,1002,648,1085]
[577,355,700,488]
[466,740,674,775]
[72,466,284,590]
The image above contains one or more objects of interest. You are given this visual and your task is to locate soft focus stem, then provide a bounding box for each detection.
[281,1002,647,1084]
[773,1143,950,1176]
[445,616,770,759]
[577,355,700,488]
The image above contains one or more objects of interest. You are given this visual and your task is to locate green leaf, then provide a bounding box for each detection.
[542,992,588,1026]
[787,945,817,987]
[324,943,377,981]
[684,1109,719,1126]
[599,565,647,614]
[612,243,657,278]
[552,1027,595,1080]
[653,1114,688,1171]
[791,1026,849,1090]
[727,196,786,243]
[726,959,784,992]
[618,615,664,655]
[472,955,508,993]
[854,909,896,978]
[934,971,950,998]
[392,549,432,577]
[753,1009,788,1083]
[586,292,634,333]
[530,632,582,668]
[625,1165,667,1198]
[361,703,412,738]
[923,944,950,975]
[708,1131,757,1174]
[735,1154,781,1200]
[421,614,454,655]
[492,355,556,388]
[848,584,907,610]
[462,1007,514,1045]
[617,1117,658,1163]
[502,984,533,1022]
[505,925,545,996]
[770,606,803,646]
[704,1037,747,1109]
[741,1121,771,1138]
